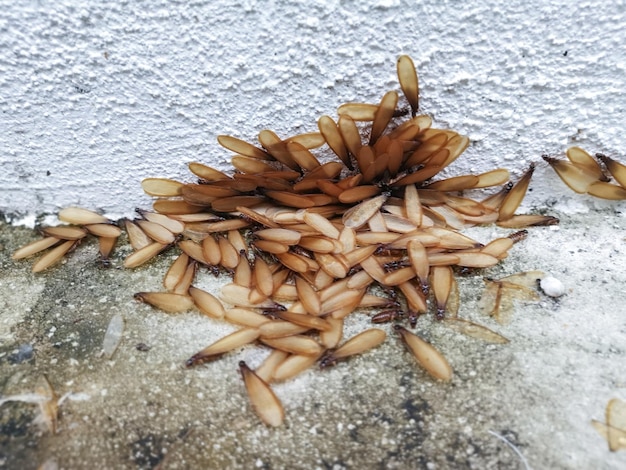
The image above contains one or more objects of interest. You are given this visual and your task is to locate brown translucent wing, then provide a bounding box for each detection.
[58,207,109,225]
[369,91,398,145]
[285,132,325,149]
[36,375,59,433]
[12,237,61,260]
[342,195,388,229]
[393,162,445,187]
[236,206,280,229]
[321,329,386,367]
[591,420,626,452]
[496,214,560,228]
[386,139,404,177]
[217,135,271,160]
[426,175,479,192]
[190,287,226,319]
[32,240,76,273]
[355,145,375,176]
[140,211,185,234]
[231,155,276,174]
[500,270,545,288]
[479,280,504,320]
[498,164,535,221]
[171,260,197,295]
[339,185,381,204]
[134,292,195,313]
[474,169,510,188]
[566,147,605,180]
[300,161,343,181]
[186,329,261,368]
[394,326,452,381]
[337,102,378,121]
[85,223,123,238]
[597,153,626,188]
[153,199,206,215]
[480,279,540,324]
[337,115,362,162]
[257,129,282,150]
[447,275,460,317]
[443,195,491,217]
[431,266,453,318]
[441,134,470,168]
[265,191,316,209]
[211,196,266,213]
[181,184,225,206]
[141,178,184,197]
[397,55,419,116]
[286,141,321,171]
[607,398,626,451]
[542,157,597,194]
[254,349,289,382]
[363,152,391,184]
[404,184,422,226]
[124,242,169,268]
[444,318,510,344]
[318,115,350,168]
[404,132,448,168]
[587,181,626,200]
[188,162,231,181]
[272,353,323,382]
[136,220,176,244]
[388,115,431,141]
[163,254,190,291]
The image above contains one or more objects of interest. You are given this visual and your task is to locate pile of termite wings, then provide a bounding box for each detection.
[14,55,564,427]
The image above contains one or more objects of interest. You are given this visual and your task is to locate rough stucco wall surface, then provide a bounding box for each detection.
[1,0,626,222]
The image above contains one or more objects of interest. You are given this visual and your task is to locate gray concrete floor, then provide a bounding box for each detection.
[0,210,624,469]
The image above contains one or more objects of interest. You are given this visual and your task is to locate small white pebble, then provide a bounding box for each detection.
[540,276,565,297]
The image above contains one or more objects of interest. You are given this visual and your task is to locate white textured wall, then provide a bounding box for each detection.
[2,0,626,223]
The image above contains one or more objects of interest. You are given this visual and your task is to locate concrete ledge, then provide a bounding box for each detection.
[1,210,624,468]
